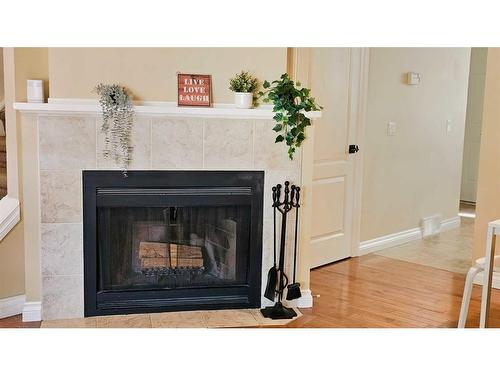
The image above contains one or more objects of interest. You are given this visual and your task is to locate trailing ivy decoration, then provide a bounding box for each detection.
[94,83,135,176]
[258,73,322,160]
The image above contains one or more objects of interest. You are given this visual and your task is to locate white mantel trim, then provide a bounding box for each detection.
[14,98,322,120]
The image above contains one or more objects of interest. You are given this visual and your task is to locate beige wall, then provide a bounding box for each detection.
[0,48,49,300]
[461,48,488,202]
[49,48,287,102]
[473,48,500,262]
[0,48,4,104]
[361,48,471,241]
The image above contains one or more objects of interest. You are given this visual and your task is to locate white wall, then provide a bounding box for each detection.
[461,48,488,203]
[361,48,471,241]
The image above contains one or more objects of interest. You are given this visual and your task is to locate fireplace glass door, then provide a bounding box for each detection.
[97,205,251,291]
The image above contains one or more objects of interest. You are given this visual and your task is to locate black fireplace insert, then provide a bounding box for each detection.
[83,170,263,317]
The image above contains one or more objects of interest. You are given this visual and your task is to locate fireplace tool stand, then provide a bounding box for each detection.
[261,181,299,320]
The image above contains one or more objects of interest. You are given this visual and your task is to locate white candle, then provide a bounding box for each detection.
[27,80,44,103]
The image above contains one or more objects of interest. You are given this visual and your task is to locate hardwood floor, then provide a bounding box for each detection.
[2,253,500,328]
[289,254,500,328]
[0,314,40,328]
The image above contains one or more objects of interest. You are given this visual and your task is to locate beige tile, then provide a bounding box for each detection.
[97,117,151,169]
[151,118,203,169]
[39,116,96,170]
[150,311,207,328]
[203,309,259,328]
[204,119,253,169]
[40,170,81,223]
[41,223,83,276]
[253,120,301,170]
[376,217,474,274]
[250,307,302,326]
[42,275,84,320]
[97,314,152,328]
[41,317,97,328]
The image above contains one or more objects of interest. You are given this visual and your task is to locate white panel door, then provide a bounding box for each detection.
[309,48,365,268]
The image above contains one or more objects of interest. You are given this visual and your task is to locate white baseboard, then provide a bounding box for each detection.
[359,216,461,255]
[296,289,313,308]
[0,294,26,319]
[22,301,42,322]
[441,216,461,231]
[359,227,422,255]
[473,272,500,290]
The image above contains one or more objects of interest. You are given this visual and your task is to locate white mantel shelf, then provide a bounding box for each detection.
[13,99,322,120]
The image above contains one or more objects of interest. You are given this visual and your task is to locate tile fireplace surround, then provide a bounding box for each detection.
[16,100,319,321]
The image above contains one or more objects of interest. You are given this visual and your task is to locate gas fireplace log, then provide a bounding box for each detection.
[139,241,203,269]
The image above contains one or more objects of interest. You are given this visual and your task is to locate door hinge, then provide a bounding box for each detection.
[348,144,360,154]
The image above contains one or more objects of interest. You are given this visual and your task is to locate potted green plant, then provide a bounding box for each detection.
[259,73,322,159]
[229,71,258,109]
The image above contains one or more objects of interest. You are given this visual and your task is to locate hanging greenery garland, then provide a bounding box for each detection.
[258,73,322,160]
[94,83,135,176]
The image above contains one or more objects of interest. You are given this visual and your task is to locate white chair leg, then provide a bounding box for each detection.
[458,266,482,328]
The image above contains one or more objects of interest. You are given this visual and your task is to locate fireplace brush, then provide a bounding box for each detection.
[286,186,302,301]
[261,181,299,320]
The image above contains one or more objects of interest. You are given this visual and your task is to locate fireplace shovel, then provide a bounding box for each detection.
[264,185,279,301]
[286,186,302,301]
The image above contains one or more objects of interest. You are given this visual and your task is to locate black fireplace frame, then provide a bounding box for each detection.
[83,170,264,317]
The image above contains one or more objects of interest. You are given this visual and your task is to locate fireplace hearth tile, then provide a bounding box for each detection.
[39,116,96,170]
[152,118,203,169]
[150,311,207,328]
[97,314,152,328]
[40,170,82,223]
[42,275,84,320]
[97,117,152,169]
[41,223,83,276]
[40,309,300,328]
[41,317,97,328]
[203,309,259,328]
[203,119,253,169]
[250,307,302,326]
[253,120,301,170]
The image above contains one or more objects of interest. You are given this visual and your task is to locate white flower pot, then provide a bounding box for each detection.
[234,92,253,109]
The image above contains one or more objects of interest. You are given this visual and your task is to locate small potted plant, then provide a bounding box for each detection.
[229,71,258,109]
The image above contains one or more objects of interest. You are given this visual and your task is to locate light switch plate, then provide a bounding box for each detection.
[407,72,421,85]
[387,121,396,136]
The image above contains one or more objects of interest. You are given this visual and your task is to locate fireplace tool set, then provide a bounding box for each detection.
[261,181,302,320]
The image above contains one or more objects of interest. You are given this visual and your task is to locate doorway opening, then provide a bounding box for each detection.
[360,48,486,275]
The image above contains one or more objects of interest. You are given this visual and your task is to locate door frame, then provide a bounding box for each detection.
[349,48,370,257]
[288,47,369,303]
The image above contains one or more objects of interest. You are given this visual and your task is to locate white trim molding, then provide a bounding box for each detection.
[296,289,313,308]
[283,289,313,308]
[22,301,42,322]
[14,99,322,120]
[0,294,26,319]
[358,216,461,255]
[441,216,461,231]
[0,196,20,241]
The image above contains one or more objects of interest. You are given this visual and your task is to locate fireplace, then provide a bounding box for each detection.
[83,170,264,317]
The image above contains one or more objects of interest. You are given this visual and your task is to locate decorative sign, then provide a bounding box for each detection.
[177,73,212,107]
